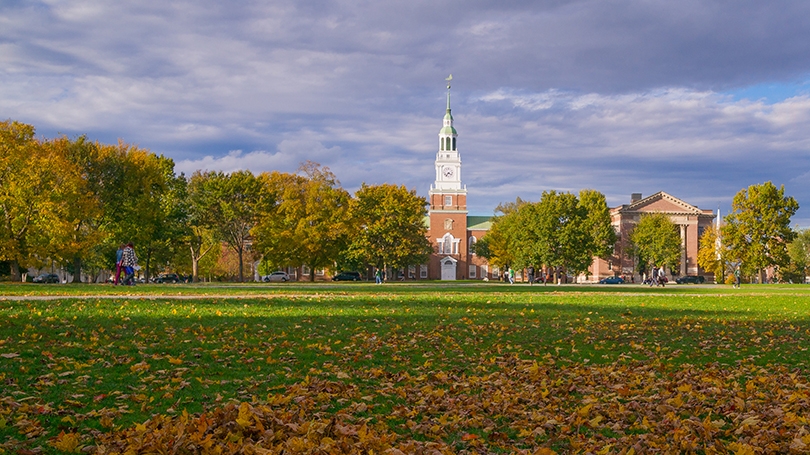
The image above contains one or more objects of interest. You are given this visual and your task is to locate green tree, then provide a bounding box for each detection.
[185,174,221,282]
[188,170,265,282]
[474,198,526,270]
[784,229,810,283]
[721,181,799,281]
[578,189,617,260]
[512,191,594,275]
[252,162,350,281]
[629,213,681,273]
[344,183,432,275]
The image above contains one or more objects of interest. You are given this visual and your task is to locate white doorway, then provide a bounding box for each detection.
[441,257,457,280]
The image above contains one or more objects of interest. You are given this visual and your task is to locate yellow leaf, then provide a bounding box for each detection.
[50,431,81,453]
[577,403,594,417]
[676,384,692,393]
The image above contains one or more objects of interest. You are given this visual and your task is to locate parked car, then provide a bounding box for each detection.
[33,273,60,283]
[332,271,362,281]
[263,271,290,282]
[155,273,181,283]
[675,275,705,284]
[598,276,624,284]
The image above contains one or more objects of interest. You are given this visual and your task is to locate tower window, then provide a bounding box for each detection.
[445,137,451,151]
[452,137,456,150]
[439,138,443,150]
[444,196,452,206]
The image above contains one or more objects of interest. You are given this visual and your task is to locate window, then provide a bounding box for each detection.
[481,265,488,277]
[420,265,428,278]
[440,137,444,150]
[445,137,451,150]
[492,266,500,277]
[316,269,325,276]
[302,265,311,275]
[445,196,452,206]
[452,137,456,150]
[442,233,453,254]
[469,265,476,278]
[408,265,415,278]
[468,236,477,255]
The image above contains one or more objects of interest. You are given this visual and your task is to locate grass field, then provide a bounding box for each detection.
[2,282,810,453]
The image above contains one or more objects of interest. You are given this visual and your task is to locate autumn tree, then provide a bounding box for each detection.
[44,136,115,282]
[0,121,77,280]
[721,181,799,281]
[344,184,432,275]
[629,212,681,273]
[252,162,350,281]
[697,224,725,283]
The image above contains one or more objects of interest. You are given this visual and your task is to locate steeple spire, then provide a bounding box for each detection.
[446,74,452,112]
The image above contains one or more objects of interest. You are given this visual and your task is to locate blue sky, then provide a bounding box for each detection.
[2,0,810,226]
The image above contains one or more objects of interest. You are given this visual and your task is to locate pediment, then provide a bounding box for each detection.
[621,192,705,215]
[440,256,458,265]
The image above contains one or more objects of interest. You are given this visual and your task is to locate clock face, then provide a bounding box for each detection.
[442,166,454,178]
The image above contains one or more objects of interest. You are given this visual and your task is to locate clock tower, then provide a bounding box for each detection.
[428,75,468,280]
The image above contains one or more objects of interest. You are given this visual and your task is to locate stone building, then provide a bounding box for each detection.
[589,192,716,282]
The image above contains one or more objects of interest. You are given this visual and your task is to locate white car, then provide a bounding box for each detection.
[263,271,290,282]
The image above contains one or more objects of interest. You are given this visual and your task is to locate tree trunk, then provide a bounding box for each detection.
[237,248,244,282]
[10,260,21,282]
[71,256,82,283]
[191,254,199,283]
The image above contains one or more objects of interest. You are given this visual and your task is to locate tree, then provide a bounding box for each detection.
[721,182,798,281]
[0,121,77,280]
[784,229,810,283]
[512,191,595,276]
[44,135,110,282]
[578,189,617,261]
[629,213,681,273]
[697,224,725,283]
[188,170,265,282]
[474,198,527,270]
[252,162,350,281]
[185,175,220,282]
[344,184,432,274]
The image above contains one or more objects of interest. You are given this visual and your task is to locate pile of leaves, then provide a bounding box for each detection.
[12,358,809,454]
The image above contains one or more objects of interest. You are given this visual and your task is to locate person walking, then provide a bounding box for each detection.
[375,268,383,285]
[508,267,515,284]
[734,266,741,288]
[527,266,535,286]
[113,243,124,285]
[120,243,138,285]
[658,266,666,287]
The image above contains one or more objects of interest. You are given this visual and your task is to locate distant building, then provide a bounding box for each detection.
[589,192,716,282]
[424,82,495,280]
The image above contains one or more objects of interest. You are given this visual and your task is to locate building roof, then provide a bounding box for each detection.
[467,216,493,230]
[614,191,714,217]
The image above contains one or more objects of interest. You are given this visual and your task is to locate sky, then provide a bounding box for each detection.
[2,0,810,226]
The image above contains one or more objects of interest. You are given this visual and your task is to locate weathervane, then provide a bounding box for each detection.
[446,74,452,89]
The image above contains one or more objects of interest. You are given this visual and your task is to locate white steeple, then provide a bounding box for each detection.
[431,75,465,193]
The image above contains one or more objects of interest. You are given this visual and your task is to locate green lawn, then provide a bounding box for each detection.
[2,283,810,453]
